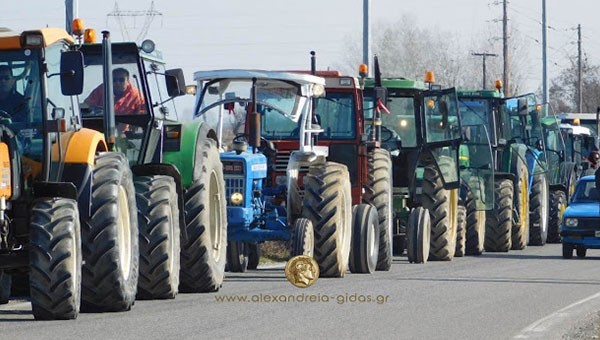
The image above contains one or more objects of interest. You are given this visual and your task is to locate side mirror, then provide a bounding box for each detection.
[165,68,186,97]
[60,50,84,96]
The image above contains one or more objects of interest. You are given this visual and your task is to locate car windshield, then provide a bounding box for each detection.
[572,179,600,203]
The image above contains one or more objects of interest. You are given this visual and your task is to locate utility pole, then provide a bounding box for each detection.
[363,0,371,76]
[503,0,510,96]
[472,52,498,89]
[577,24,583,113]
[542,0,548,113]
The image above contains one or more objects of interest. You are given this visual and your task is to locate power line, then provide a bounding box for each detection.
[107,1,163,42]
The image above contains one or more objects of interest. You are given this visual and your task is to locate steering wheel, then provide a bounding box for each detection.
[232,134,277,156]
[0,110,12,123]
[380,126,397,142]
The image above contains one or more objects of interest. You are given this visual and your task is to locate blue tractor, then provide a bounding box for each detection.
[193,70,378,275]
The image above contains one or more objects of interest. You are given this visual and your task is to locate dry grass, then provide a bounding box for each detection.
[259,241,290,263]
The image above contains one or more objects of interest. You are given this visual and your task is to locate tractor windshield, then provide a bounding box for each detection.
[196,78,304,143]
[313,92,356,140]
[79,47,150,164]
[0,50,43,164]
[458,98,496,144]
[364,95,418,148]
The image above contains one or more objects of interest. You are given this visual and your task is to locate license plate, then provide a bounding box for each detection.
[595,231,600,237]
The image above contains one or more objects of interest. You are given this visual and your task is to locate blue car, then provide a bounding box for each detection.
[560,175,600,258]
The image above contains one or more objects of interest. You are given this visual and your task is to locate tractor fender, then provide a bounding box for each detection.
[162,120,216,188]
[58,128,108,220]
[494,171,515,182]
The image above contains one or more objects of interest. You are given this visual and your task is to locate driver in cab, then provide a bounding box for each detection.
[84,67,145,115]
[0,65,28,123]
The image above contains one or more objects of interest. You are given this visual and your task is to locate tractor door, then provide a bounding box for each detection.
[422,88,461,189]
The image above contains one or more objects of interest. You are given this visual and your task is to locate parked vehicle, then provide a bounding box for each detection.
[560,175,600,259]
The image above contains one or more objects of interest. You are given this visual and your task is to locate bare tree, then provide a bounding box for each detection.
[549,56,600,113]
[336,14,529,93]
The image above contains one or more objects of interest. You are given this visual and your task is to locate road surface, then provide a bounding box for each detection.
[2,244,600,340]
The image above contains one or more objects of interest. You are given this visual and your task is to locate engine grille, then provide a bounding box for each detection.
[225,176,245,203]
[573,218,600,230]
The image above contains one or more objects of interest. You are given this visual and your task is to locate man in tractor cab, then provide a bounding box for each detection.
[0,65,28,122]
[84,67,145,115]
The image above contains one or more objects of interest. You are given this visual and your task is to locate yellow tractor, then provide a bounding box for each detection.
[0,27,138,319]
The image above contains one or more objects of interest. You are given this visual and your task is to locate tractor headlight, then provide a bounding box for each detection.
[230,192,243,205]
[564,218,578,227]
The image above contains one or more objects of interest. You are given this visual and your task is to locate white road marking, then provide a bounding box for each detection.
[513,291,600,339]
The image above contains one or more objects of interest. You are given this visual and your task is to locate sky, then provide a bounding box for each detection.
[3,0,600,115]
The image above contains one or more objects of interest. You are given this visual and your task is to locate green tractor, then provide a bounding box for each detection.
[457,89,548,251]
[77,31,227,297]
[363,71,462,262]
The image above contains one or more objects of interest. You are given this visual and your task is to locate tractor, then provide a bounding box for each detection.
[363,69,462,263]
[0,27,138,320]
[193,69,372,276]
[77,28,227,296]
[259,59,394,272]
[457,87,548,251]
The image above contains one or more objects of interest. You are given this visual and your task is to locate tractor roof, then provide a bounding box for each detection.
[363,77,427,90]
[560,123,593,136]
[457,89,503,99]
[193,69,325,87]
[0,27,73,50]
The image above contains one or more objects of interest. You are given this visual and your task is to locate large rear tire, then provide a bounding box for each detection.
[135,175,180,300]
[529,174,549,246]
[349,204,380,274]
[82,152,138,312]
[303,162,352,278]
[547,190,566,243]
[363,149,393,271]
[179,137,227,293]
[421,164,457,261]
[29,198,81,320]
[485,179,513,252]
[407,207,430,264]
[512,158,529,250]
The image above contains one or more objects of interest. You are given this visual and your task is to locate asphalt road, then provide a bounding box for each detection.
[2,244,600,340]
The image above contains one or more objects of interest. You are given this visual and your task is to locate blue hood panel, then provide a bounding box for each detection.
[564,203,600,218]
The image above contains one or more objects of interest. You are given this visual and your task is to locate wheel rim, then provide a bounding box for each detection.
[209,169,223,261]
[117,185,132,280]
[449,189,458,242]
[368,213,377,259]
[541,178,549,234]
[341,184,351,260]
[168,205,175,272]
[520,171,529,235]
